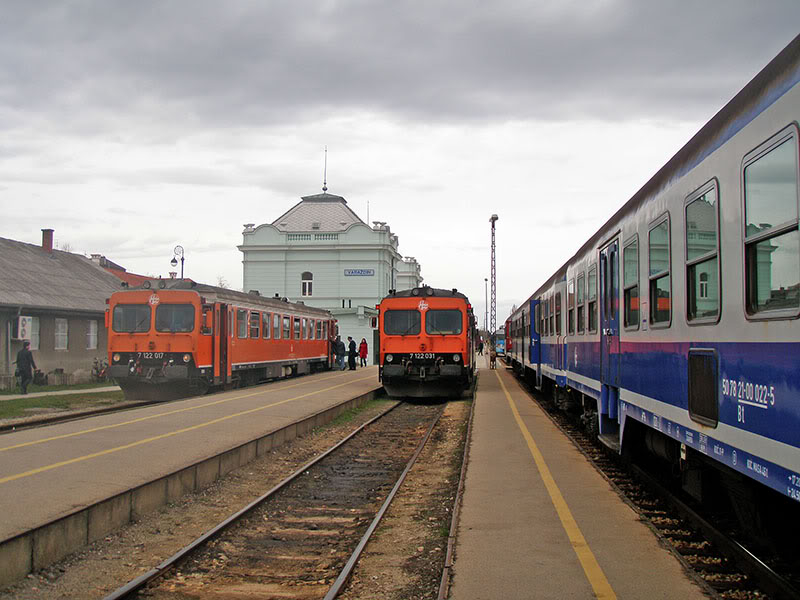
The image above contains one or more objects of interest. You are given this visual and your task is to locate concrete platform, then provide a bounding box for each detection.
[0,367,380,587]
[450,361,706,599]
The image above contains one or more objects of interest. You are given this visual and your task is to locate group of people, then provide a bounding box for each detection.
[332,335,369,371]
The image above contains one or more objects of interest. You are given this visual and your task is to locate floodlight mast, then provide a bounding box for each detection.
[490,214,498,343]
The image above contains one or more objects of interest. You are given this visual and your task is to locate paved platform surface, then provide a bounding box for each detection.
[0,367,379,543]
[0,386,120,402]
[450,361,705,599]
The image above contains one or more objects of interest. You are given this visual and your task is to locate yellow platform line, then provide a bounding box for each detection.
[0,374,376,485]
[495,369,617,600]
[0,369,362,453]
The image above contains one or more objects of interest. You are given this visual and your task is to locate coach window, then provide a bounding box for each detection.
[301,272,313,297]
[294,317,301,339]
[250,311,260,338]
[623,237,640,329]
[237,309,248,338]
[262,312,270,338]
[301,317,307,339]
[385,310,421,335]
[316,319,322,339]
[555,292,562,335]
[282,315,291,339]
[649,216,671,326]
[743,126,799,317]
[588,265,598,332]
[577,273,585,334]
[686,181,720,322]
[273,313,280,339]
[567,279,575,335]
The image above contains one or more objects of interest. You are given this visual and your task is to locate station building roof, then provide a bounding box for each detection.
[271,191,366,232]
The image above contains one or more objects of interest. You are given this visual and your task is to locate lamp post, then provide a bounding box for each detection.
[484,278,488,333]
[171,245,185,279]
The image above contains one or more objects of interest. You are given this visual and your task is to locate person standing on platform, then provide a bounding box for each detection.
[359,338,368,367]
[334,335,346,370]
[15,340,36,394]
[347,336,357,370]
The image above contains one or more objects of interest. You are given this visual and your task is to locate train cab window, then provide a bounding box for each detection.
[262,312,271,338]
[237,309,248,338]
[250,311,260,338]
[156,304,195,333]
[588,266,598,332]
[624,237,640,329]
[649,217,671,326]
[743,127,800,317]
[282,315,291,339]
[301,317,307,339]
[567,280,575,335]
[112,304,151,333]
[426,310,463,335]
[294,317,301,339]
[273,313,280,339]
[384,310,421,335]
[577,273,585,334]
[686,181,720,323]
[555,293,562,335]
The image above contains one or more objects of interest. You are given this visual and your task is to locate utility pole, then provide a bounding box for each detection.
[490,214,498,342]
[484,277,488,333]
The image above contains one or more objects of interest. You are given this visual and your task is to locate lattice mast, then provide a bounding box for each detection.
[490,214,498,340]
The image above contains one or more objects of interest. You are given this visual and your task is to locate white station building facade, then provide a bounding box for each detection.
[239,189,423,363]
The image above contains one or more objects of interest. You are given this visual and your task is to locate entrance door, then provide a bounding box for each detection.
[529,298,541,372]
[600,240,620,387]
[218,304,229,384]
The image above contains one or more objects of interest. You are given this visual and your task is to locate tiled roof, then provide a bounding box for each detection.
[0,237,122,313]
[271,191,366,232]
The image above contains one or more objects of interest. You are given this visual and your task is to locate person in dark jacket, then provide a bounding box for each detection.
[347,336,357,370]
[15,340,36,394]
[334,336,346,370]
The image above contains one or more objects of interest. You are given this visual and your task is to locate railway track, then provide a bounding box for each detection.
[515,370,800,600]
[103,401,445,600]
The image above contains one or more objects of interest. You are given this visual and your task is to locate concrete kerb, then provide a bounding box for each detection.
[0,386,383,589]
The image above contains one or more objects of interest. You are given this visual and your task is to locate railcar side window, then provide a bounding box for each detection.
[250,311,260,338]
[301,317,307,339]
[316,319,322,339]
[112,304,151,333]
[294,317,301,340]
[273,313,280,339]
[548,297,554,335]
[262,312,270,338]
[237,309,248,338]
[577,273,585,334]
[384,310,421,335]
[686,182,720,322]
[156,304,195,333]
[649,218,671,326]
[588,266,598,332]
[567,279,575,335]
[743,128,799,316]
[623,238,639,329]
[555,293,562,335]
[282,315,291,339]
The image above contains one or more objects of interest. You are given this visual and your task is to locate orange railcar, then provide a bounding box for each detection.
[106,280,336,399]
[377,287,476,398]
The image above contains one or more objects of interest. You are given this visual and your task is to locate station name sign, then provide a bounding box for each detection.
[344,269,375,276]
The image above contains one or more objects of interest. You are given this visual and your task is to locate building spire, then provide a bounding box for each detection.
[322,145,328,192]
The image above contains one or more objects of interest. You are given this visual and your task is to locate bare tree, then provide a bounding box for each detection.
[216,275,230,289]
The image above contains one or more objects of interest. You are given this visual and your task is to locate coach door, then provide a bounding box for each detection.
[529,298,541,374]
[600,240,620,387]
[218,304,229,383]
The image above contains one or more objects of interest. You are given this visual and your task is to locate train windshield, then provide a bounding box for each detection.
[155,304,195,333]
[112,304,151,333]
[425,310,463,335]
[384,310,421,335]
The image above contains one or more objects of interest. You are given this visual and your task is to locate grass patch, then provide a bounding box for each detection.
[0,382,117,396]
[0,392,125,420]
[327,397,393,428]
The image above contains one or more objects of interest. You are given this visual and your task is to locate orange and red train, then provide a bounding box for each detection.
[106,280,336,399]
[377,287,477,398]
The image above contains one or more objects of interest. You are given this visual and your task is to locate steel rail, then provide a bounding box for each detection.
[323,405,445,600]
[438,394,476,600]
[102,399,402,600]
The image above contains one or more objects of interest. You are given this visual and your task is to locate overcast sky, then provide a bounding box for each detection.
[1,2,798,325]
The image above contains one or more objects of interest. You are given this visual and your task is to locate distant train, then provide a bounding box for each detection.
[504,36,800,541]
[107,280,336,399]
[378,287,477,398]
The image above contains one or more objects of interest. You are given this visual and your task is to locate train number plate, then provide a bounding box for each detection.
[137,352,165,359]
[412,353,435,359]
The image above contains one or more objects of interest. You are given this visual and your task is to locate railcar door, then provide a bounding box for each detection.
[600,240,620,387]
[529,298,541,380]
[218,304,229,384]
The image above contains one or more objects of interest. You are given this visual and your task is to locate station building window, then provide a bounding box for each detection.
[686,181,720,322]
[55,318,69,350]
[86,319,98,350]
[577,273,585,334]
[623,237,639,329]
[649,216,671,326]
[301,272,313,297]
[743,126,799,317]
[588,266,598,333]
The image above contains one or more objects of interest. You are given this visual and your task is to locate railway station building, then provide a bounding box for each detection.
[239,189,423,363]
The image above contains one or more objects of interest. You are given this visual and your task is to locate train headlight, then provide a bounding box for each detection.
[182,354,191,363]
[452,354,461,363]
[112,353,121,363]
[385,354,393,363]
